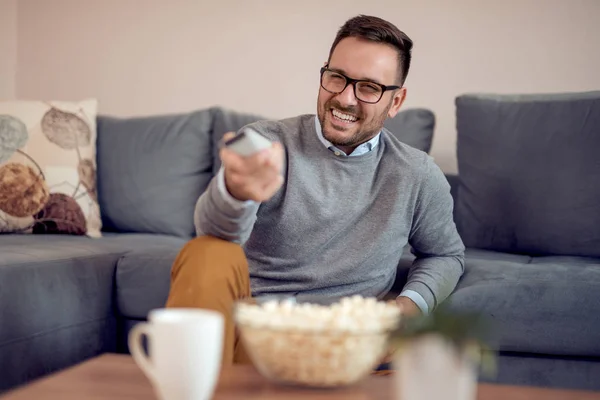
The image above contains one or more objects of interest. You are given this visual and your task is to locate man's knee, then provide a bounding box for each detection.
[181,235,242,255]
[171,235,247,280]
[167,235,250,308]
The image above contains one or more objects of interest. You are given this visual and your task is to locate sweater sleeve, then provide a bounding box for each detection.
[403,156,466,311]
[194,119,286,244]
[193,166,261,244]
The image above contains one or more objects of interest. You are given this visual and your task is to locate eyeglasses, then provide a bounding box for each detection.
[319,65,401,104]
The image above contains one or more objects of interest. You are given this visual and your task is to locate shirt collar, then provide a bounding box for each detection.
[314,116,381,157]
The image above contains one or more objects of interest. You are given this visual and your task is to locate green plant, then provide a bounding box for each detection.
[390,304,497,376]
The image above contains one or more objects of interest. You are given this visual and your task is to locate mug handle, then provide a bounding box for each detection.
[128,322,157,384]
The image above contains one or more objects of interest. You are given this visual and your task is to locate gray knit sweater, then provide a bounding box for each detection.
[194,114,465,311]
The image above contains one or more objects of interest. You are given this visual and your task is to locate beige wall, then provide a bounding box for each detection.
[14,0,600,172]
[0,0,17,100]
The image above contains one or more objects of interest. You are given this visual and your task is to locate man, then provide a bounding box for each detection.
[166,14,465,365]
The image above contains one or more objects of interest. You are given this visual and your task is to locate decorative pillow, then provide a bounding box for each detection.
[454,91,600,257]
[0,99,101,237]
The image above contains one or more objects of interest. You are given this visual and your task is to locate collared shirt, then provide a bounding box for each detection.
[314,116,381,157]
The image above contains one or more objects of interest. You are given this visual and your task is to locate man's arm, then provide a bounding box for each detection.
[399,156,466,314]
[194,129,285,244]
[194,167,260,244]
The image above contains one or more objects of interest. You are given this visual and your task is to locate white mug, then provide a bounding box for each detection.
[128,308,224,400]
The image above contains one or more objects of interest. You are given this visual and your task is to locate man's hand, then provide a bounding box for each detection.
[220,132,285,202]
[377,297,423,371]
[396,296,422,317]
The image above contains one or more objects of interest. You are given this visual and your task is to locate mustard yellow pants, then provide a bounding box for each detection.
[164,235,393,371]
[164,235,252,366]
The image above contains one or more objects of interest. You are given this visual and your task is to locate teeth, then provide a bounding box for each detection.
[332,109,358,122]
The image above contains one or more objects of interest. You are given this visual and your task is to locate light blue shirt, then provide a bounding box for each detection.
[314,117,429,315]
[314,117,380,156]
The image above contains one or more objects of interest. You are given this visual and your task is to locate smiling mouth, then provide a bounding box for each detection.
[331,108,359,125]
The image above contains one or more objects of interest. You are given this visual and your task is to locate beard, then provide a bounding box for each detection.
[317,97,392,149]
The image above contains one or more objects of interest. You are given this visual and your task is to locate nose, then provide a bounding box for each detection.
[335,83,358,106]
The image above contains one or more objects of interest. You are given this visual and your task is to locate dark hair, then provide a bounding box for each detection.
[327,15,413,86]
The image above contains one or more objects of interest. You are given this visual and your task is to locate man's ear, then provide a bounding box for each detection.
[387,87,407,119]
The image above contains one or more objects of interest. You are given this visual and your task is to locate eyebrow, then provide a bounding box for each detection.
[328,67,383,86]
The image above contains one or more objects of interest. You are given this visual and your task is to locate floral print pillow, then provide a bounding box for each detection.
[0,99,102,237]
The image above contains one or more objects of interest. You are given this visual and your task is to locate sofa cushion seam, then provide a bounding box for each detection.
[1,251,132,267]
[0,317,114,348]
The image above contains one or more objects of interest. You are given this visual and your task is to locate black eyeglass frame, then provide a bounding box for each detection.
[319,65,402,104]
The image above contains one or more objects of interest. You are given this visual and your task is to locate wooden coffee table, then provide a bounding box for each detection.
[1,354,599,399]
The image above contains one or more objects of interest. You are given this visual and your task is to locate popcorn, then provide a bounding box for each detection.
[234,295,401,387]
[236,295,400,333]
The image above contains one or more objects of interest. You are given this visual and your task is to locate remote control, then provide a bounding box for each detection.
[223,127,272,156]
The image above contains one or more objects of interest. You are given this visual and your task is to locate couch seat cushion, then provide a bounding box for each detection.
[392,246,531,293]
[0,233,185,338]
[446,251,600,357]
[0,234,185,340]
[0,234,121,391]
[0,235,123,346]
[0,233,185,390]
[114,237,186,319]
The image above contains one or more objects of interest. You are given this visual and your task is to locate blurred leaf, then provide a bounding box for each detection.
[41,108,91,150]
[391,303,493,351]
[77,158,97,200]
[0,115,29,163]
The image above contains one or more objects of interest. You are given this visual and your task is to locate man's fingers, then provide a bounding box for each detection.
[249,148,271,166]
[260,174,284,200]
[270,142,285,171]
[223,147,272,174]
[220,137,285,202]
[222,131,236,142]
[220,147,246,172]
[260,142,284,172]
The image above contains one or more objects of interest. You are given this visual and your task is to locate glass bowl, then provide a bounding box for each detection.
[233,296,400,388]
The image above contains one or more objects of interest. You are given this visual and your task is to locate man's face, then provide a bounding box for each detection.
[317,37,407,153]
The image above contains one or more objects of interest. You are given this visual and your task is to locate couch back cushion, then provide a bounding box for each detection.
[455,91,600,257]
[383,107,435,153]
[97,110,213,238]
[209,107,436,175]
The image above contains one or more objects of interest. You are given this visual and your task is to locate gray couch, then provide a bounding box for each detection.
[399,91,600,390]
[1,92,599,394]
